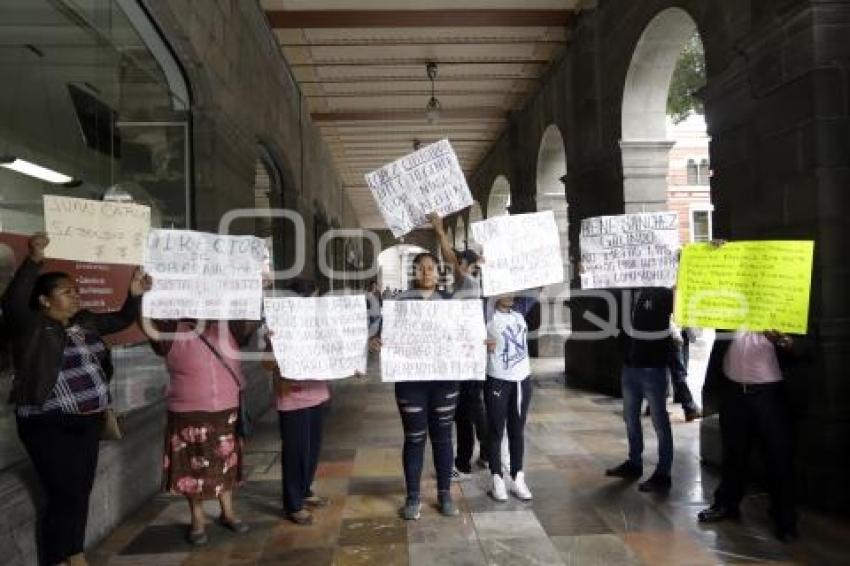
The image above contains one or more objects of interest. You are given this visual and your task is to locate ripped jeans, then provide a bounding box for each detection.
[395,381,460,502]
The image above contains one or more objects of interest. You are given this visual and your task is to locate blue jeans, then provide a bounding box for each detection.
[622,367,673,475]
[395,381,459,502]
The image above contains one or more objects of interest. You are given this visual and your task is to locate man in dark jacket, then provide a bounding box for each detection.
[605,287,676,493]
[697,329,809,542]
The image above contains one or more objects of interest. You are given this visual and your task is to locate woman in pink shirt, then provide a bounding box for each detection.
[142,319,256,545]
[262,279,330,525]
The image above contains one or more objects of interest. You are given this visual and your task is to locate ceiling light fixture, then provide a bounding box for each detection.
[0,156,74,184]
[425,62,441,124]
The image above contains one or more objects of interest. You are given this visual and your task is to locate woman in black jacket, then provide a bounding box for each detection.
[1,234,149,566]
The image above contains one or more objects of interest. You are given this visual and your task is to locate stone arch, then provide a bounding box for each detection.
[535,124,569,272]
[620,7,702,212]
[487,175,511,218]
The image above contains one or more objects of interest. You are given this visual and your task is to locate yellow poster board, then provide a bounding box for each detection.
[674,241,814,334]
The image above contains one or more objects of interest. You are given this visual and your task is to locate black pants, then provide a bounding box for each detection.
[278,403,325,513]
[454,380,488,472]
[17,412,104,566]
[714,379,796,531]
[395,381,459,501]
[668,339,697,410]
[484,377,532,478]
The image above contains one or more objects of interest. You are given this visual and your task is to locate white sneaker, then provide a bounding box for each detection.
[490,474,508,502]
[451,467,471,482]
[510,471,533,501]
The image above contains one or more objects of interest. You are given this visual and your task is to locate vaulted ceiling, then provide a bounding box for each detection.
[261,1,593,229]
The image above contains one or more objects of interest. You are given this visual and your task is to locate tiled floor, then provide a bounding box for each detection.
[90,359,850,565]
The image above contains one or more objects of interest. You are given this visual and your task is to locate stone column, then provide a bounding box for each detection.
[536,189,572,358]
[619,140,675,212]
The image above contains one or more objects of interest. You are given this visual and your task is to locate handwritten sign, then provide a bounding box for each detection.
[43,195,150,265]
[381,300,486,382]
[143,229,265,320]
[264,295,368,380]
[470,211,564,296]
[365,139,473,237]
[674,241,814,334]
[580,212,680,289]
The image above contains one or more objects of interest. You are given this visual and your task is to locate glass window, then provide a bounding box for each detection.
[686,159,699,185]
[698,158,710,185]
[0,0,191,470]
[691,209,712,242]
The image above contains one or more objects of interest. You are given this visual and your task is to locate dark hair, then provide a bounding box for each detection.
[412,252,439,266]
[287,278,318,298]
[29,272,73,310]
[456,249,479,265]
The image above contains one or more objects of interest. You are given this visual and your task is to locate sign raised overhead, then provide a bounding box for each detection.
[471,211,565,296]
[264,295,368,380]
[380,300,486,382]
[43,195,150,265]
[580,212,680,289]
[143,229,266,320]
[674,241,814,334]
[365,139,473,238]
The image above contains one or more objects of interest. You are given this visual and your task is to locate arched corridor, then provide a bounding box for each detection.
[0,0,848,563]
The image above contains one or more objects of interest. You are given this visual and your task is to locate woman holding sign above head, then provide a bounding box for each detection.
[262,278,331,526]
[369,251,462,521]
[2,234,150,566]
[140,315,258,546]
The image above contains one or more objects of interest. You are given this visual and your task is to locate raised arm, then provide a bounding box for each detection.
[428,212,463,283]
[1,234,48,329]
[90,267,150,337]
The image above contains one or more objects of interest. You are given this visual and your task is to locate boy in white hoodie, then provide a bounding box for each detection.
[485,294,533,502]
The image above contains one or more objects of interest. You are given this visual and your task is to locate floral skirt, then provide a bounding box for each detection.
[163,409,243,499]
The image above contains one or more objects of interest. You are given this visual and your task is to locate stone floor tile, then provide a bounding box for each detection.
[623,530,720,565]
[333,543,409,566]
[338,517,407,546]
[471,510,548,539]
[479,536,565,566]
[406,514,478,545]
[351,448,403,477]
[409,542,487,566]
[257,546,335,566]
[342,493,408,519]
[550,534,641,566]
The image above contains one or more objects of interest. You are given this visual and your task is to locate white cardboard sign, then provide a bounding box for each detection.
[580,212,680,289]
[143,229,265,320]
[471,211,565,296]
[365,139,473,237]
[380,300,486,382]
[264,295,368,380]
[43,195,150,265]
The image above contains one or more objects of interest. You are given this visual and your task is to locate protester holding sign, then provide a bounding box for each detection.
[262,279,331,526]
[141,317,258,545]
[696,242,813,543]
[605,287,676,494]
[484,293,534,503]
[369,252,462,520]
[1,234,149,566]
[429,213,489,480]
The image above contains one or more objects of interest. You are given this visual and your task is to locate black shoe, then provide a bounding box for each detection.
[697,503,740,523]
[638,472,671,493]
[605,461,642,479]
[684,406,703,422]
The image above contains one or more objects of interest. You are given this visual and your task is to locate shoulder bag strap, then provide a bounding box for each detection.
[198,333,243,391]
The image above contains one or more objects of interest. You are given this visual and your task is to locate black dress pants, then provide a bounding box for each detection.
[279,403,325,513]
[454,380,488,472]
[714,379,796,531]
[17,412,104,566]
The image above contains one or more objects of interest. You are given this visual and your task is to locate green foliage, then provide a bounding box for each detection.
[667,32,706,124]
